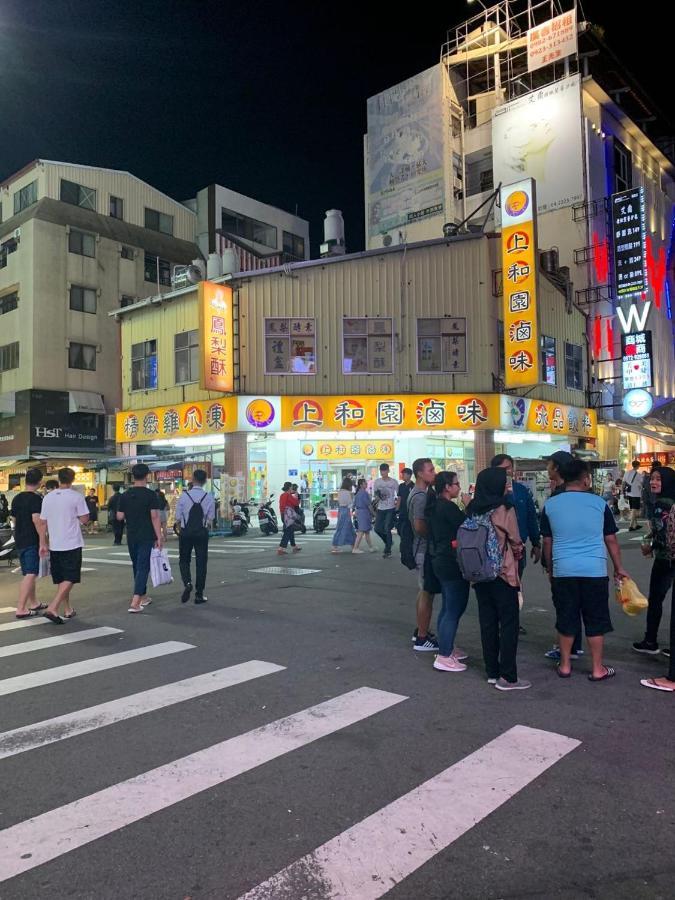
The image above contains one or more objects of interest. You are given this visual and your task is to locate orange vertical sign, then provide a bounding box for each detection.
[199,280,234,393]
[501,179,540,389]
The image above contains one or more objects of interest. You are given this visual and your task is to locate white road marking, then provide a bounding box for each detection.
[0,618,50,633]
[0,607,19,614]
[76,557,131,566]
[239,724,580,900]
[249,566,322,576]
[0,687,406,882]
[0,661,285,760]
[0,627,122,659]
[0,641,194,697]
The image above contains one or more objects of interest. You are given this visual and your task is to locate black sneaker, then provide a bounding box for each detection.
[414,634,439,652]
[632,640,660,655]
[383,551,392,559]
[662,647,671,659]
[519,625,527,636]
[181,585,192,604]
[411,628,437,643]
[195,594,208,604]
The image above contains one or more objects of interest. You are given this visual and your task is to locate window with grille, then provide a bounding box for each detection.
[60,179,97,211]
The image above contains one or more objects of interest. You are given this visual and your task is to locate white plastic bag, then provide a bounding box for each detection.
[150,548,173,587]
[38,554,50,579]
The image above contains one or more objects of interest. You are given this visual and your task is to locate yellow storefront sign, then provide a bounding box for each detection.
[501,179,540,389]
[525,400,597,438]
[116,398,237,442]
[198,281,234,393]
[301,440,395,461]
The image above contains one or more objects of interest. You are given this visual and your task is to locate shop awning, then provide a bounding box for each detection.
[0,392,16,416]
[69,391,105,415]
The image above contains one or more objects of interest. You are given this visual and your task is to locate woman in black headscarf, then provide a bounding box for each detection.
[466,468,527,691]
[635,466,675,663]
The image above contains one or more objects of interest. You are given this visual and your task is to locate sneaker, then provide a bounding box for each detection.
[195,594,208,604]
[544,647,581,661]
[331,547,341,554]
[632,640,660,655]
[292,546,302,553]
[487,677,498,685]
[662,647,671,659]
[351,548,364,554]
[411,629,437,643]
[383,551,392,559]
[495,677,532,691]
[414,634,440,652]
[181,585,192,604]
[277,548,288,556]
[518,625,527,636]
[434,655,467,672]
[452,647,468,661]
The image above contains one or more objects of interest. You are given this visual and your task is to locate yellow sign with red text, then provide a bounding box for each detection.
[301,440,395,461]
[116,398,237,442]
[501,179,540,389]
[199,281,234,393]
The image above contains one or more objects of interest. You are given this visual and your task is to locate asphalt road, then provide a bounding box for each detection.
[0,522,672,900]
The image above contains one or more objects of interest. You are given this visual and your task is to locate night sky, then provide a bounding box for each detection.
[0,1,669,253]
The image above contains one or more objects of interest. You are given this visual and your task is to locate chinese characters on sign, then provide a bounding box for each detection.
[116,399,235,442]
[417,318,467,374]
[621,331,653,390]
[264,318,316,374]
[301,441,395,461]
[343,318,393,374]
[198,281,234,392]
[527,9,577,73]
[611,188,648,299]
[500,179,540,388]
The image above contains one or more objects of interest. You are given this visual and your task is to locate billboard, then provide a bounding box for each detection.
[367,65,445,238]
[621,331,653,390]
[611,187,648,298]
[198,280,234,393]
[527,9,577,73]
[492,75,583,216]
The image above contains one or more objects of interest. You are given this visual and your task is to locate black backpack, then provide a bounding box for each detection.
[182,492,207,537]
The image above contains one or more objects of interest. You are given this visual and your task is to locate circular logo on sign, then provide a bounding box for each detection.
[301,443,314,457]
[623,389,653,418]
[505,190,529,217]
[245,399,275,428]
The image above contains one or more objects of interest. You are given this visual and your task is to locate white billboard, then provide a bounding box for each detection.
[492,75,583,217]
[527,9,577,74]
[367,65,445,239]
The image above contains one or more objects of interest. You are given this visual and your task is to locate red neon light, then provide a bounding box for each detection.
[606,319,614,356]
[646,235,666,309]
[593,315,602,358]
[592,232,609,283]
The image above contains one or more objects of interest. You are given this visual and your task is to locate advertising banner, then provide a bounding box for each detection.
[198,281,234,393]
[116,398,237,442]
[527,9,577,73]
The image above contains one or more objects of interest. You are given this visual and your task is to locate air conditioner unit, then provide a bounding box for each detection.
[12,228,20,240]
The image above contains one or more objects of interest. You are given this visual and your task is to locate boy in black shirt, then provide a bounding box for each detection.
[11,468,45,618]
[117,464,162,613]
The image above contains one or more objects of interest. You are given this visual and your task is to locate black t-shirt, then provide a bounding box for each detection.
[397,482,413,518]
[119,487,160,544]
[10,491,43,550]
[429,497,466,581]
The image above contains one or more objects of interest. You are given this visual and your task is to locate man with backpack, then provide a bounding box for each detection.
[175,470,216,605]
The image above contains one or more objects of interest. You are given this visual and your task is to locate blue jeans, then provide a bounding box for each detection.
[128,542,153,596]
[374,508,395,553]
[437,579,470,657]
[279,525,296,549]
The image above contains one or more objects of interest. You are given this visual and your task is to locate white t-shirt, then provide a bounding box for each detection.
[373,477,398,511]
[40,488,89,551]
[337,489,353,507]
[623,469,644,498]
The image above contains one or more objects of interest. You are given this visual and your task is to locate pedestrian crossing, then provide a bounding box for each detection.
[0,606,579,894]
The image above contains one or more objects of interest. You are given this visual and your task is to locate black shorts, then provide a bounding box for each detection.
[628,497,641,511]
[50,548,83,585]
[552,576,613,638]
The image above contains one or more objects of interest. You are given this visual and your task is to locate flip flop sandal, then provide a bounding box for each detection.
[15,610,39,619]
[588,666,616,682]
[640,677,675,692]
[29,603,47,612]
[63,611,77,619]
[43,611,64,624]
[556,666,572,679]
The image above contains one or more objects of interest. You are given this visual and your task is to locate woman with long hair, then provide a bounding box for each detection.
[466,467,527,691]
[352,478,377,554]
[278,482,301,556]
[331,477,356,553]
[426,471,469,673]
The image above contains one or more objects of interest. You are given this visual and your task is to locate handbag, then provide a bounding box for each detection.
[150,548,173,587]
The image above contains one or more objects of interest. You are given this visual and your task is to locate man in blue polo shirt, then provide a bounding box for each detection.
[540,458,629,681]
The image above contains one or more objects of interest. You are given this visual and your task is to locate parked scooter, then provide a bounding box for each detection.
[0,525,16,567]
[230,499,249,536]
[257,494,279,535]
[313,496,330,534]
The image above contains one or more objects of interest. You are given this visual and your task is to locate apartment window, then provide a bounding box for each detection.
[69,285,97,314]
[109,196,124,219]
[69,229,96,257]
[465,148,493,197]
[144,254,171,286]
[0,341,19,372]
[614,140,633,193]
[342,318,393,374]
[282,231,305,260]
[121,245,134,260]
[131,339,157,390]
[541,335,557,385]
[497,320,505,375]
[69,342,96,371]
[60,179,97,211]
[120,295,135,308]
[174,330,199,383]
[264,318,315,374]
[13,180,37,215]
[417,318,467,373]
[564,342,583,391]
[0,237,19,269]
[0,291,18,315]
[221,208,277,249]
[144,208,173,235]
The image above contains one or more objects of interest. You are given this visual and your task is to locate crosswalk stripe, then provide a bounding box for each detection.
[0,627,123,659]
[0,618,50,633]
[0,686,405,881]
[239,724,580,900]
[76,557,131,566]
[0,660,285,761]
[0,641,194,698]
[0,607,16,614]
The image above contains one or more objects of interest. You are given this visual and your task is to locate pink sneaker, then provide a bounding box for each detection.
[433,655,467,673]
[452,647,468,661]
[292,546,302,553]
[277,548,288,556]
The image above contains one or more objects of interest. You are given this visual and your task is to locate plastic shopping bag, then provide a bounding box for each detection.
[38,554,50,579]
[614,577,648,616]
[150,548,173,588]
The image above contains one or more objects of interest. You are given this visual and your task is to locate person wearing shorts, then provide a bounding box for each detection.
[408,457,438,652]
[11,467,46,619]
[623,459,644,532]
[541,458,629,681]
[38,467,89,624]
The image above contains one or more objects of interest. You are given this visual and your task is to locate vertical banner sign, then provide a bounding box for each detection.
[621,330,653,389]
[199,280,234,393]
[501,179,540,388]
[611,187,647,298]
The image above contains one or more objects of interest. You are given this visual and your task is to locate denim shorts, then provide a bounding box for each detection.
[19,545,40,576]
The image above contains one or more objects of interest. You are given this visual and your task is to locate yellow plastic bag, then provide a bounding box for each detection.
[614,577,648,616]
